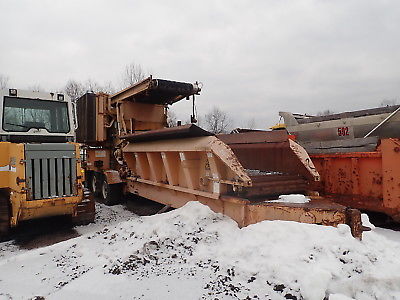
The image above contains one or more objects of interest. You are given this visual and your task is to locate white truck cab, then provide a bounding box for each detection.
[0,88,75,143]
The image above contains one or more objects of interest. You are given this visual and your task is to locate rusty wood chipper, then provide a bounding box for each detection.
[76,77,364,238]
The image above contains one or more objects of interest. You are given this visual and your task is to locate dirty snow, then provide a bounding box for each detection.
[0,204,131,262]
[1,202,400,300]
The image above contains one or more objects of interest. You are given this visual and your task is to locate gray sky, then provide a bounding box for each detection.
[1,0,400,129]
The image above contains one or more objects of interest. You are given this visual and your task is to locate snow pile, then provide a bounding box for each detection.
[269,194,310,204]
[1,202,400,299]
[75,202,136,235]
[361,213,376,230]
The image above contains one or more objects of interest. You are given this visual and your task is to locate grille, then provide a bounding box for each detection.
[25,143,77,200]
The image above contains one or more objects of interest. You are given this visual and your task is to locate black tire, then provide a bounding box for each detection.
[83,171,91,189]
[101,179,122,206]
[0,193,10,241]
[90,172,101,196]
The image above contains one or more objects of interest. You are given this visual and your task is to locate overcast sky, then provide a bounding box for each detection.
[1,0,400,129]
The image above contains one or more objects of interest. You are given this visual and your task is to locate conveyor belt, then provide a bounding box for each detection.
[111,77,201,105]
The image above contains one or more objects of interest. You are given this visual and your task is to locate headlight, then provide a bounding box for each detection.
[9,89,17,96]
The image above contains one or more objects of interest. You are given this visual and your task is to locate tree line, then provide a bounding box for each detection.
[3,67,400,133]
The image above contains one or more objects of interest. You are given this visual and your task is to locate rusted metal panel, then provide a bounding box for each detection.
[381,139,400,213]
[244,198,363,239]
[243,174,307,198]
[310,138,400,221]
[219,131,319,182]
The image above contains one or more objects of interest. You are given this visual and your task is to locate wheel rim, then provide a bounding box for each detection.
[91,175,97,192]
[102,180,108,200]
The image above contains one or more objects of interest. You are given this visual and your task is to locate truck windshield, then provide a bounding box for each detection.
[2,96,70,133]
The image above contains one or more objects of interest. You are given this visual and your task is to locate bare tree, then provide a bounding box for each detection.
[83,79,113,94]
[122,62,146,88]
[317,109,335,116]
[204,107,232,134]
[167,109,178,127]
[380,98,399,107]
[64,80,85,102]
[0,74,9,89]
[65,79,115,103]
[100,81,115,94]
[85,79,102,93]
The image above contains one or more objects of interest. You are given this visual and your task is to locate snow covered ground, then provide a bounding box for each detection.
[1,202,400,300]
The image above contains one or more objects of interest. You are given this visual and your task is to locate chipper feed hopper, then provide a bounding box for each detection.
[76,77,364,238]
